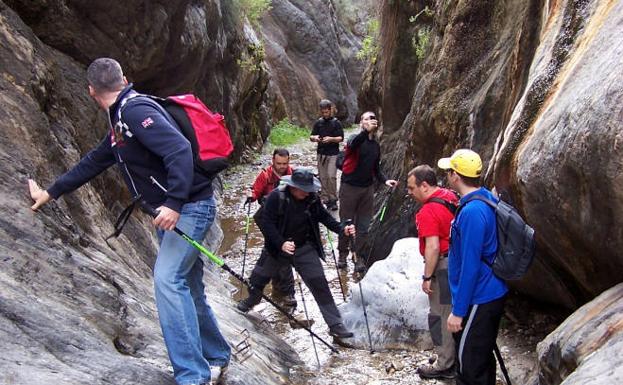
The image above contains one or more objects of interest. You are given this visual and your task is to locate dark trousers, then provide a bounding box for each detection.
[337,183,374,259]
[453,296,506,385]
[248,243,343,327]
[252,206,295,296]
[272,264,295,296]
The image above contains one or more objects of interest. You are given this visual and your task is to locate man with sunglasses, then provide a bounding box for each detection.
[337,111,397,272]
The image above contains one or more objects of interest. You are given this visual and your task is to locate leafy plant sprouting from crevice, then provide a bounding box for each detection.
[413,27,431,60]
[237,42,266,72]
[356,18,380,63]
[409,6,433,60]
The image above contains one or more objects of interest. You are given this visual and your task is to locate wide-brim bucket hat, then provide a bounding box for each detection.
[281,168,321,193]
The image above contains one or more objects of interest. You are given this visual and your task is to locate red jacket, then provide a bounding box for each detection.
[251,165,293,201]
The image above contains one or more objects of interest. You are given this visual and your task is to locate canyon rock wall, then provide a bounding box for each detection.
[362,0,623,310]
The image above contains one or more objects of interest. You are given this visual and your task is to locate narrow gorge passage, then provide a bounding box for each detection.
[215,136,558,385]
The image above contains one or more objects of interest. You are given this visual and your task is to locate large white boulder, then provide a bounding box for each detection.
[339,238,432,351]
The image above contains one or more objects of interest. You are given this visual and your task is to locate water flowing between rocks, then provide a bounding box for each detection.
[215,136,557,385]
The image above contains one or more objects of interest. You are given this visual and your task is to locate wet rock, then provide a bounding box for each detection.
[535,283,623,385]
[339,238,431,351]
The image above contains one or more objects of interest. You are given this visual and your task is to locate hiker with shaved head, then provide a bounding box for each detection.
[310,99,343,211]
[28,57,230,385]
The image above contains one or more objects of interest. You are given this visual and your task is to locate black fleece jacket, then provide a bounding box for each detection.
[260,187,343,259]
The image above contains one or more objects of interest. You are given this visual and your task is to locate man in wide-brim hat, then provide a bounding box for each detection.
[237,168,356,338]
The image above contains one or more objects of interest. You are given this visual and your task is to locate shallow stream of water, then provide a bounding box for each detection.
[215,138,557,385]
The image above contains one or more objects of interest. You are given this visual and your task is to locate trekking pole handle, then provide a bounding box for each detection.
[140,201,160,218]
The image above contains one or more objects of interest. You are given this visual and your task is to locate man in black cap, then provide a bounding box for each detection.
[310,99,343,210]
[237,168,355,338]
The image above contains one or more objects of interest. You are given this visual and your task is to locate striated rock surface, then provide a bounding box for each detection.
[535,283,623,385]
[360,0,623,310]
[260,0,373,124]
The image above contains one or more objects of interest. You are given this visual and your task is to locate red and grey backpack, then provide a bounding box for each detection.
[119,93,234,178]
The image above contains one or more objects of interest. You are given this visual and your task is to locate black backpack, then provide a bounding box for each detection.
[457,195,535,281]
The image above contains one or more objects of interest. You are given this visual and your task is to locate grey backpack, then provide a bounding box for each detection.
[459,195,536,280]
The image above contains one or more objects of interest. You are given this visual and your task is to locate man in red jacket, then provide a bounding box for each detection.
[246,148,296,306]
[248,148,293,205]
[407,165,458,380]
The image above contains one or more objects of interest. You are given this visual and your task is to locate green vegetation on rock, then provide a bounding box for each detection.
[237,42,266,72]
[409,6,433,60]
[356,18,380,63]
[413,27,431,60]
[235,0,272,26]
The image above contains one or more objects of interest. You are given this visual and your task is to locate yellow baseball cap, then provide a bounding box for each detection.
[437,149,482,178]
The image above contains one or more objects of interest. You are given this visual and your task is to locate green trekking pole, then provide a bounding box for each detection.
[139,201,339,354]
[326,228,347,301]
[241,200,252,278]
[364,186,395,272]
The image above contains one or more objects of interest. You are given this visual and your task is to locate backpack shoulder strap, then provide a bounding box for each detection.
[456,194,499,268]
[276,186,290,234]
[426,197,458,215]
[455,194,498,216]
[117,94,168,127]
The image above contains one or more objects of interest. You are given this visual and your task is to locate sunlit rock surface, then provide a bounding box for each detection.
[339,238,431,351]
[535,283,623,385]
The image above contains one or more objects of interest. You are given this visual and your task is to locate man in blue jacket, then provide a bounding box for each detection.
[437,149,508,385]
[28,58,229,385]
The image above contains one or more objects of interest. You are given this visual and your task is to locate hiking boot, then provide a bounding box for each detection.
[417,364,456,380]
[328,323,354,338]
[236,293,261,312]
[283,293,297,307]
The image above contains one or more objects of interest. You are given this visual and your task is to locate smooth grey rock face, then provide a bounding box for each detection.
[339,238,431,351]
[260,0,370,125]
[536,283,623,385]
[490,0,623,306]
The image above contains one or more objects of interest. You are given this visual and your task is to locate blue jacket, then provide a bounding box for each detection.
[47,85,213,212]
[448,187,508,317]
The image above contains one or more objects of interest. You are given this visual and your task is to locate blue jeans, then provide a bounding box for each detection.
[155,197,231,385]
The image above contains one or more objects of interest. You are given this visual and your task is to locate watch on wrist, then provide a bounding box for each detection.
[422,275,433,281]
